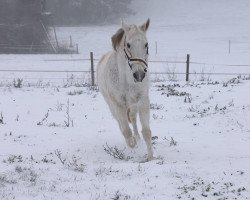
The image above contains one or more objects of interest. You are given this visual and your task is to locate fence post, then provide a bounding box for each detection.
[90,52,95,86]
[70,36,73,47]
[76,44,79,54]
[186,54,190,81]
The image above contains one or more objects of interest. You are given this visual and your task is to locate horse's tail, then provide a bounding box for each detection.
[127,108,131,123]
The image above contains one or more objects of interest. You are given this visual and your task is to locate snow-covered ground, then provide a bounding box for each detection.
[1,0,250,199]
[0,76,250,199]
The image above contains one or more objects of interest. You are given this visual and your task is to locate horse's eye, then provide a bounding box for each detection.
[145,43,148,48]
[127,43,131,48]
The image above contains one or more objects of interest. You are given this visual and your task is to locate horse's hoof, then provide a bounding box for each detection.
[147,156,154,161]
[147,151,154,161]
[127,136,137,148]
[139,155,155,163]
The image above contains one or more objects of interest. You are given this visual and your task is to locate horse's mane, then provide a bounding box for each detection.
[111,28,124,51]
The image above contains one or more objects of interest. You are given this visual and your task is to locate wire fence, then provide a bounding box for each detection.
[1,53,250,86]
[42,57,250,67]
[0,43,78,53]
[190,61,250,67]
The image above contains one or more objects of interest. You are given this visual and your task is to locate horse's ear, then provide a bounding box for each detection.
[122,20,130,33]
[140,18,150,32]
[111,28,124,51]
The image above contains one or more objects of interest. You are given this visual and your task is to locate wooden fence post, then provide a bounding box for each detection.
[186,54,190,81]
[70,36,73,47]
[90,52,95,86]
[76,44,79,54]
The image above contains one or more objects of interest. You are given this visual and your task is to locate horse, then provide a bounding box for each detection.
[97,19,153,161]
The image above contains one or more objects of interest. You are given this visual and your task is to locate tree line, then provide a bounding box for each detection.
[0,0,49,53]
[0,0,133,53]
[47,0,133,26]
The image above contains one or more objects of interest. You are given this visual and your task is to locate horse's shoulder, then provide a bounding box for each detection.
[99,51,112,62]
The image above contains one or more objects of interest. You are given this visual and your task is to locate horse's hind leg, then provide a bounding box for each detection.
[139,97,153,160]
[128,105,140,142]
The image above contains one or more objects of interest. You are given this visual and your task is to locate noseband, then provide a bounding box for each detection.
[124,37,148,72]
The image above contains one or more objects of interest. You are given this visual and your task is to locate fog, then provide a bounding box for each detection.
[1,0,250,54]
[131,0,250,27]
[0,0,134,53]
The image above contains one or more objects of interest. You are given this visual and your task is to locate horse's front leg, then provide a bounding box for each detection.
[128,105,140,142]
[115,104,137,148]
[139,97,153,160]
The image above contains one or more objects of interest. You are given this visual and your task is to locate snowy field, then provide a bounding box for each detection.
[0,76,250,199]
[1,0,250,199]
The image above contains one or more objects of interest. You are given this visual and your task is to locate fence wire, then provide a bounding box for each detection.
[41,58,250,68]
[1,57,250,82]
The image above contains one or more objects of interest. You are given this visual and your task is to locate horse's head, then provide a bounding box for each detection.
[112,19,150,83]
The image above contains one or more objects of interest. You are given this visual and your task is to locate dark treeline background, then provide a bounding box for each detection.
[0,0,134,27]
[0,0,133,53]
[48,0,134,26]
[0,0,49,53]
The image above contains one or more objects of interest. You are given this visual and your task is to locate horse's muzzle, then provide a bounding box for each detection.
[133,71,146,82]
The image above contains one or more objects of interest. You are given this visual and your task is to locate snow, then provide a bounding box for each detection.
[1,0,250,199]
[0,77,250,199]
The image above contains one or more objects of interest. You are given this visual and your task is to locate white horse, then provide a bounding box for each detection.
[97,19,153,161]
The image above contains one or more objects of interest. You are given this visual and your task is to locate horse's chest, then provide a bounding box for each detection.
[129,89,141,100]
[125,86,144,105]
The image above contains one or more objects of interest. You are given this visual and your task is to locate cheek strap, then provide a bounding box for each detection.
[124,37,148,71]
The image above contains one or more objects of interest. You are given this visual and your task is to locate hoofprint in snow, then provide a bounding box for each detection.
[0,75,250,199]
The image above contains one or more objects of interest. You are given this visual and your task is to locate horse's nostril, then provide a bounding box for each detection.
[141,72,146,80]
[144,68,147,73]
[133,73,137,79]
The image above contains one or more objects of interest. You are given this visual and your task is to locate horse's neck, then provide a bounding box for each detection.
[116,49,130,83]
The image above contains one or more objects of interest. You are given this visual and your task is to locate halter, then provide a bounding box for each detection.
[124,37,149,72]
